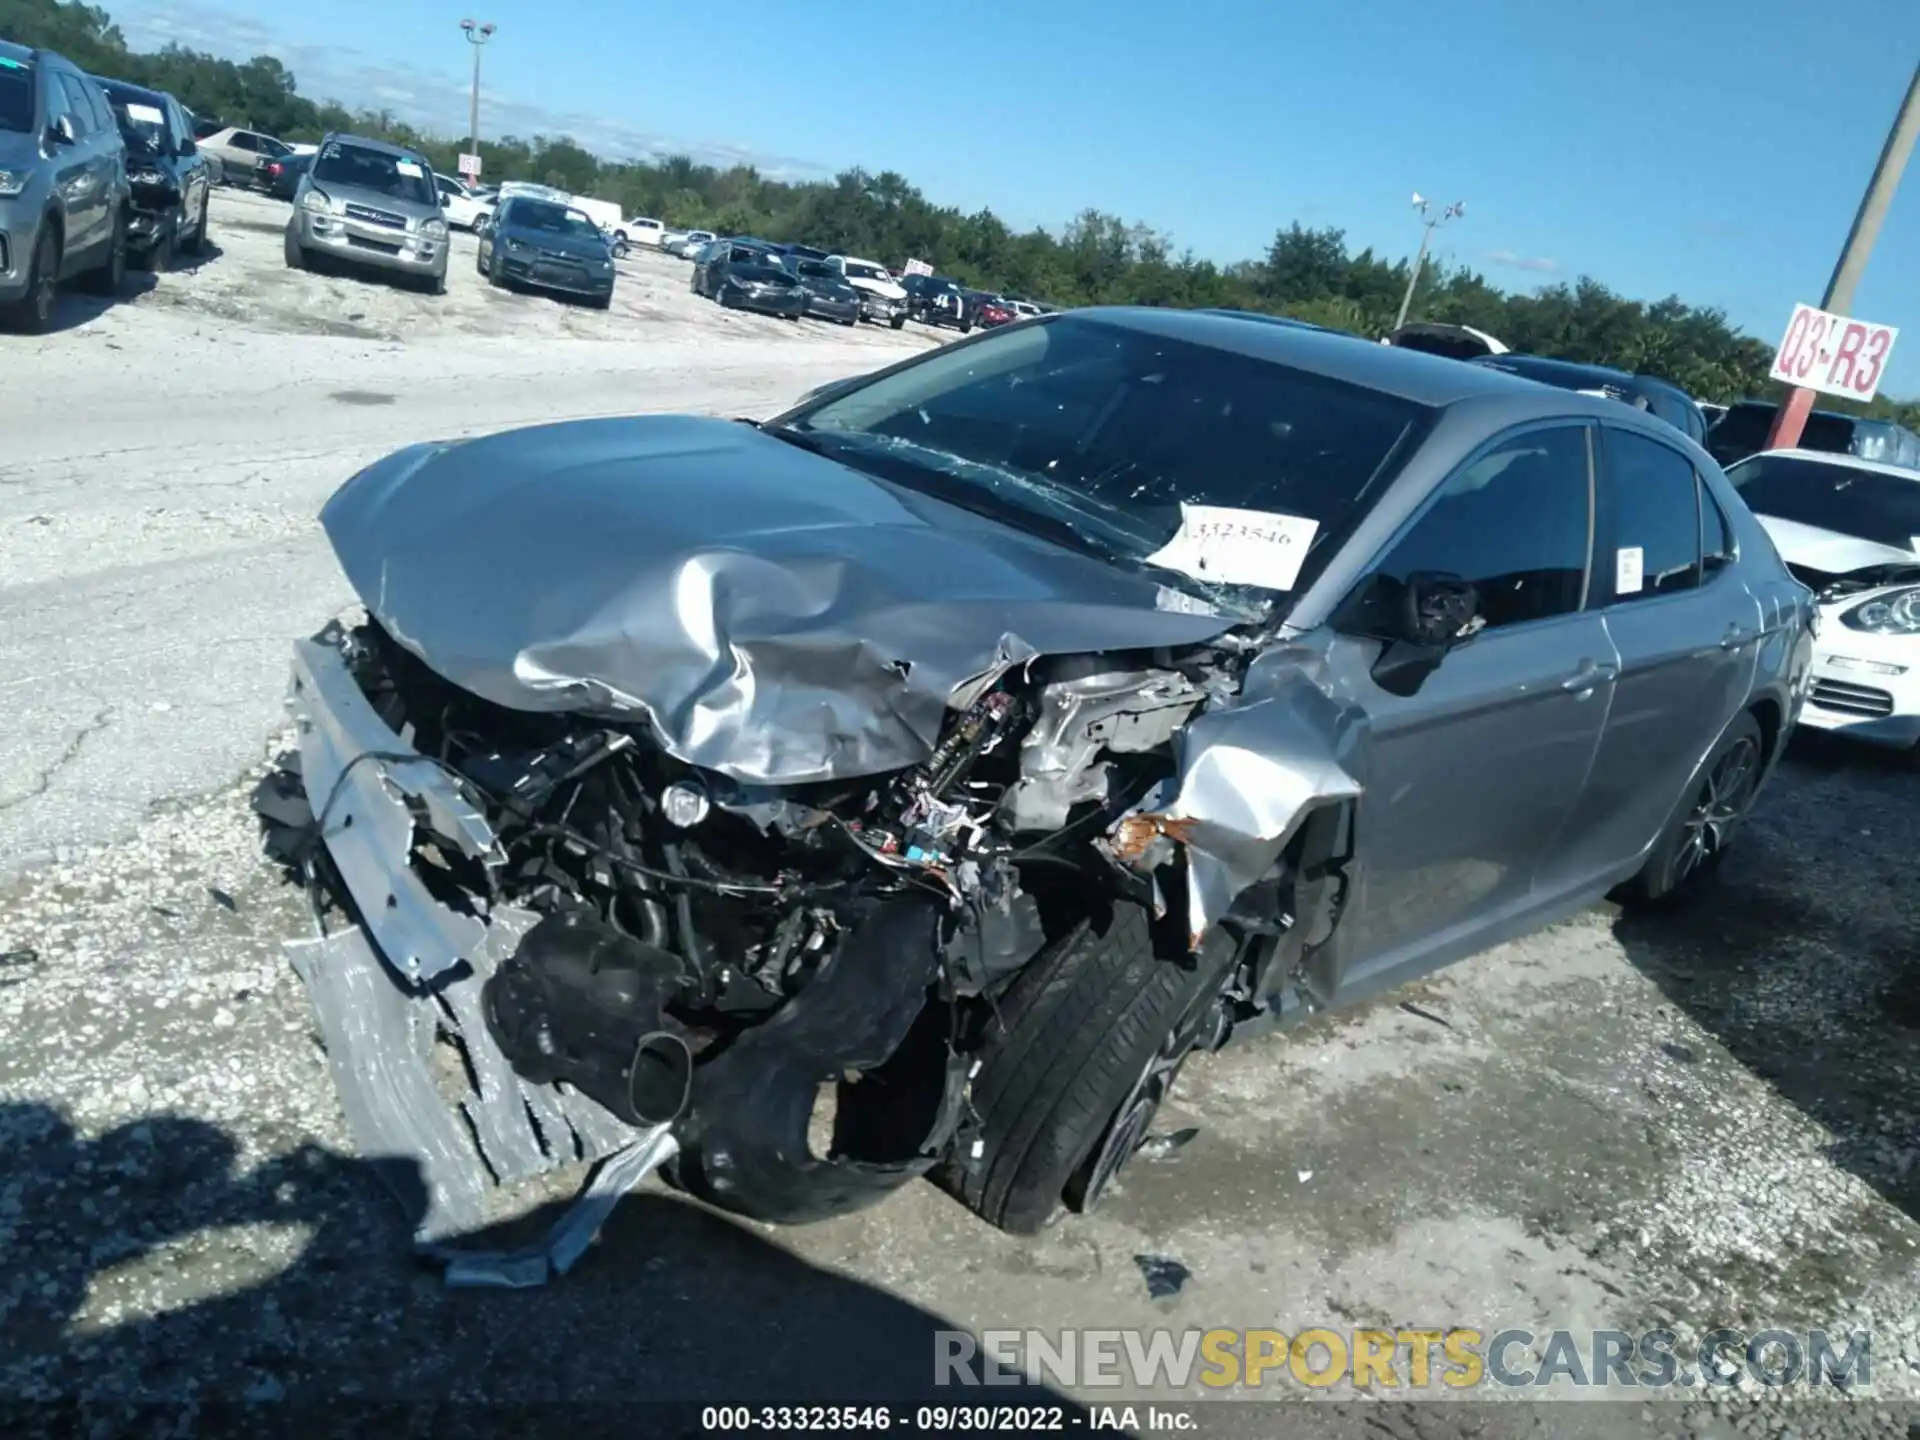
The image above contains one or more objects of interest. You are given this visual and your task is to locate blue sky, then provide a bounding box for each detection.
[120,0,1920,393]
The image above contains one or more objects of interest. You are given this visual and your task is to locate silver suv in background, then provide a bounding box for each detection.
[0,40,130,332]
[284,133,448,294]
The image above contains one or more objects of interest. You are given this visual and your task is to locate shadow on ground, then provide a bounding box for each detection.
[44,269,159,333]
[0,1100,1081,1425]
[1611,734,1920,1225]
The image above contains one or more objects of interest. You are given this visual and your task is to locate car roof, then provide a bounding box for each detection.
[321,132,419,158]
[1476,354,1642,386]
[1725,447,1920,483]
[1723,398,1868,424]
[0,39,37,65]
[92,75,168,105]
[1073,306,1598,409]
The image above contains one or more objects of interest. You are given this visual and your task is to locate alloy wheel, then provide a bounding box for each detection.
[1066,986,1231,1215]
[1672,736,1761,884]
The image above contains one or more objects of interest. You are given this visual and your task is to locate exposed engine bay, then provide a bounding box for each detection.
[264,607,1355,1271]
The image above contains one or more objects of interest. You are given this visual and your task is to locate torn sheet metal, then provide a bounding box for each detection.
[433,1124,680,1289]
[1106,646,1367,943]
[289,636,497,985]
[318,416,1237,787]
[287,915,647,1272]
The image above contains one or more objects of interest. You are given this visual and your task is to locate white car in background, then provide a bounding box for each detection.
[1728,448,1920,755]
[621,216,666,248]
[830,254,908,328]
[431,171,487,229]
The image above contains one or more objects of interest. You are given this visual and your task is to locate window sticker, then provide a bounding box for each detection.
[1143,504,1320,592]
[124,102,165,124]
[394,159,424,177]
[1615,546,1645,595]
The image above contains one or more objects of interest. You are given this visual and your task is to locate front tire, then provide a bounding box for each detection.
[936,901,1236,1235]
[889,314,905,330]
[1,225,60,333]
[284,231,307,271]
[1624,711,1765,904]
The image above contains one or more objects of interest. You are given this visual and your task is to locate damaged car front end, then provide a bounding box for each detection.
[263,308,1811,1270]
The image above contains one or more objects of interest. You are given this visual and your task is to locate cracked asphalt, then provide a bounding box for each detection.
[1,187,1916,1438]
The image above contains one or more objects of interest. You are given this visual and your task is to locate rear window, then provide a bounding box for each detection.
[99,83,168,153]
[1729,453,1920,551]
[0,56,33,133]
[794,260,837,279]
[311,140,436,206]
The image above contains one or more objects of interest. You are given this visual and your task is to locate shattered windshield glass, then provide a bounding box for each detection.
[784,315,1432,598]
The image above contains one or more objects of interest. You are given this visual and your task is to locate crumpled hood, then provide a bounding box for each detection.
[1756,515,1916,574]
[320,415,1237,785]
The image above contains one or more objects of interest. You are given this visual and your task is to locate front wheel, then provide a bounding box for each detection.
[889,314,905,330]
[284,231,307,271]
[934,901,1237,1235]
[1624,710,1766,904]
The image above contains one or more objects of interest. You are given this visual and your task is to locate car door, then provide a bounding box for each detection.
[1334,421,1617,978]
[47,70,109,263]
[1552,424,1760,878]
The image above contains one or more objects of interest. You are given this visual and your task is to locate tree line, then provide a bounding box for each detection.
[6,0,1914,420]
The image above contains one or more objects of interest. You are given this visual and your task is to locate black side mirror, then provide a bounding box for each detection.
[1368,571,1481,697]
[47,115,76,147]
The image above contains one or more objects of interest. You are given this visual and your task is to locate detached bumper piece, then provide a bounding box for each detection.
[272,633,673,1286]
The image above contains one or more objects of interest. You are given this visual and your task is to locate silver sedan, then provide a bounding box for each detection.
[261,308,1817,1265]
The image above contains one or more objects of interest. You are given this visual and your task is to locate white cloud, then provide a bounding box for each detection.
[1486,248,1561,274]
[115,1,829,178]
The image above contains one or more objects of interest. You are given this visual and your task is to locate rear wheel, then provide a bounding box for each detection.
[936,901,1238,1235]
[1624,711,1765,904]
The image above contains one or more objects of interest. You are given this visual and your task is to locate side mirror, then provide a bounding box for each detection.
[1367,571,1481,697]
[48,115,76,147]
[177,136,197,156]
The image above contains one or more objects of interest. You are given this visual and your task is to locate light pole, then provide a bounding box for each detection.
[1393,193,1465,332]
[459,19,496,185]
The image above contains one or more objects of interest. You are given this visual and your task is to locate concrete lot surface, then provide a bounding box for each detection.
[0,187,1914,1437]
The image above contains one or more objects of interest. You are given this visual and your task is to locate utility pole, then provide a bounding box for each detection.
[1393,194,1465,332]
[459,18,496,185]
[1766,58,1920,451]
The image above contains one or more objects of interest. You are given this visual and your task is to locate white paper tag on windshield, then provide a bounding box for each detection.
[1615,546,1644,595]
[125,102,165,124]
[1144,504,1319,591]
[395,160,424,177]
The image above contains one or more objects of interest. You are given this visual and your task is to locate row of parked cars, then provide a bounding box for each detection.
[0,39,223,331]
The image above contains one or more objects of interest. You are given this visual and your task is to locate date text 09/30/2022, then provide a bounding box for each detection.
[700,1404,1196,1432]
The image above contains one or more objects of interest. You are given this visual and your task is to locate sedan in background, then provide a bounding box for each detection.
[93,75,212,269]
[785,255,862,324]
[668,228,716,258]
[199,124,291,188]
[478,194,617,308]
[260,151,311,201]
[972,294,1017,328]
[709,253,807,317]
[1728,448,1920,755]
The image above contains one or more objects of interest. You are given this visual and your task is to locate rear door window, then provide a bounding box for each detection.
[229,131,258,152]
[1597,428,1702,602]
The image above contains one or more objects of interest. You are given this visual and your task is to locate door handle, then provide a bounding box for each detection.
[1721,625,1754,651]
[1560,659,1618,692]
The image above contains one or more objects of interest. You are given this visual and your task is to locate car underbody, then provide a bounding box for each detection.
[259,599,1361,1283]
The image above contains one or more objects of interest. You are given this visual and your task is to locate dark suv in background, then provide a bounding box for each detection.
[1706,400,1920,471]
[91,75,211,269]
[902,271,972,331]
[0,39,131,332]
[1471,355,1709,445]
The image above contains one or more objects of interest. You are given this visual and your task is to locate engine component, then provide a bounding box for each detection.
[483,910,698,1127]
[1005,663,1209,832]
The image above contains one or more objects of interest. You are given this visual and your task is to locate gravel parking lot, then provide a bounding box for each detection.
[0,187,1915,1436]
